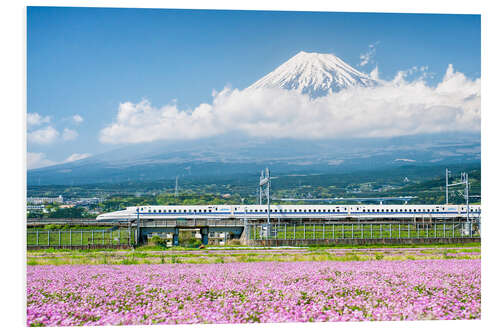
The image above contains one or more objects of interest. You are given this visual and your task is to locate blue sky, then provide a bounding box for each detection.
[27,7,480,168]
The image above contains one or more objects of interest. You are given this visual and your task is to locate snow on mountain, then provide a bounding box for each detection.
[248,51,378,98]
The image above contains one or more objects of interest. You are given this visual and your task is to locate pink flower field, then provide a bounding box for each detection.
[27,260,480,326]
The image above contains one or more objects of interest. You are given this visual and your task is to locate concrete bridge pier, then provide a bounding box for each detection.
[201,227,209,245]
[173,228,179,246]
[239,225,250,245]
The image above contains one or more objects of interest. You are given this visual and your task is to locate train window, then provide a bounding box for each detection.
[140,208,143,211]
[208,210,211,213]
[204,209,206,212]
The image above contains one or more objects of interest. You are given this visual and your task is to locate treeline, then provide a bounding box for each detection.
[27,207,96,219]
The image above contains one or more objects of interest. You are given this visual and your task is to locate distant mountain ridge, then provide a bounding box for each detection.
[248,51,378,98]
[28,133,480,185]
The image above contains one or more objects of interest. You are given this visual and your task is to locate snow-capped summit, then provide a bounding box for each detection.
[248,51,378,98]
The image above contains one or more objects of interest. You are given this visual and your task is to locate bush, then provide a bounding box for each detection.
[180,238,202,248]
[43,224,60,231]
[149,235,166,247]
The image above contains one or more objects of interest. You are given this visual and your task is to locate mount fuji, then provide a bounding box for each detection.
[248,51,378,98]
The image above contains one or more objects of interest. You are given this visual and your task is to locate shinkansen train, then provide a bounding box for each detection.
[96,204,481,222]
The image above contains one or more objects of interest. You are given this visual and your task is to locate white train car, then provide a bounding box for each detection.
[97,204,481,222]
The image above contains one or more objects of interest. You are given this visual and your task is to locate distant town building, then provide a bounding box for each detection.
[27,205,44,212]
[64,197,103,206]
[27,195,63,204]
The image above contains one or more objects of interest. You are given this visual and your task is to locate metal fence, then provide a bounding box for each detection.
[27,229,135,247]
[247,221,480,240]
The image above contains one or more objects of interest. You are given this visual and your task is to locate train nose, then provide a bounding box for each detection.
[96,213,111,221]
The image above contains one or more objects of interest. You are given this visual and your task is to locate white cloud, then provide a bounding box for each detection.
[27,152,92,170]
[27,113,50,128]
[99,64,480,144]
[359,42,379,67]
[72,114,84,124]
[27,152,57,169]
[62,128,78,141]
[28,126,59,144]
[64,153,91,163]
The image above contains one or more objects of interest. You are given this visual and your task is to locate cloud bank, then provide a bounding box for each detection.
[100,64,480,144]
[28,126,59,144]
[27,113,50,127]
[62,128,78,141]
[27,113,80,145]
[27,152,92,170]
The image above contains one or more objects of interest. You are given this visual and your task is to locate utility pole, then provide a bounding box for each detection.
[175,176,179,197]
[447,171,471,235]
[259,170,264,205]
[445,168,451,204]
[462,172,470,225]
[259,168,271,238]
[242,198,248,241]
